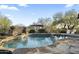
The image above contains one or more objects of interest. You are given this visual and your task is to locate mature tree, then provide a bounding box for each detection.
[38,17,51,25]
[52,9,79,33]
[37,17,52,32]
[0,14,12,32]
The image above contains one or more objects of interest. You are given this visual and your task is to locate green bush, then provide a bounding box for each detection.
[38,29,47,33]
[50,26,58,33]
[29,29,36,33]
[58,28,66,33]
[75,28,79,34]
[22,27,26,34]
[50,29,58,33]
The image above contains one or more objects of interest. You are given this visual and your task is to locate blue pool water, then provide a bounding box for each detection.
[4,35,66,48]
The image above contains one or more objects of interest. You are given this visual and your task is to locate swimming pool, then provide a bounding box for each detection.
[3,34,67,48]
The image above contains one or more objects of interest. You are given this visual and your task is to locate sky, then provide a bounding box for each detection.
[0,4,79,26]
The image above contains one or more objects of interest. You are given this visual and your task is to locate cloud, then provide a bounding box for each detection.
[0,5,18,11]
[5,14,12,17]
[18,4,29,7]
[4,14,14,19]
[0,0,28,4]
[65,4,75,8]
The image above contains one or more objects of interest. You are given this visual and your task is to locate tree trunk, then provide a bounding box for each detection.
[65,24,76,34]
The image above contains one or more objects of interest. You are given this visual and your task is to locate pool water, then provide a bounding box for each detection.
[3,35,66,48]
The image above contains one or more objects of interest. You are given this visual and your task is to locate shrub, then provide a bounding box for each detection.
[75,28,79,34]
[38,29,47,33]
[58,28,66,33]
[22,27,26,34]
[50,29,58,33]
[29,29,36,33]
[50,26,58,33]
